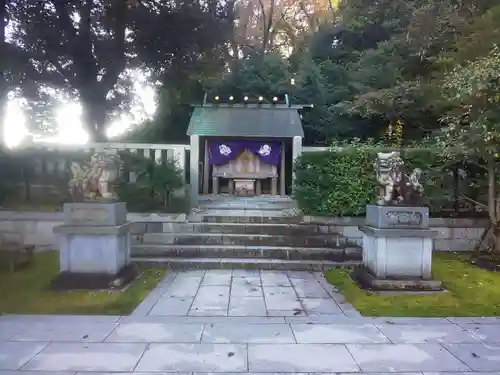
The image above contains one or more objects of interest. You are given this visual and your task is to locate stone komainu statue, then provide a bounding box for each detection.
[374,151,423,206]
[69,152,124,202]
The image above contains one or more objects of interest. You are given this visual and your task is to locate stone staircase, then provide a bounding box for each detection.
[131,196,362,270]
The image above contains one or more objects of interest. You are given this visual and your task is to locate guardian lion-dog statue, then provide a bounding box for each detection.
[374,151,423,206]
[69,152,123,201]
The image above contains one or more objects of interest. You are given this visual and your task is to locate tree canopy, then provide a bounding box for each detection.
[1,0,500,144]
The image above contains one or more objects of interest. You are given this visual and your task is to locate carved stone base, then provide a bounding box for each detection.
[353,267,442,291]
[359,225,438,279]
[366,204,429,229]
[54,223,132,275]
[63,202,127,226]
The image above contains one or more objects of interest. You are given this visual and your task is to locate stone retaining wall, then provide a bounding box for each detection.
[0,211,187,249]
[0,210,488,252]
[303,216,489,252]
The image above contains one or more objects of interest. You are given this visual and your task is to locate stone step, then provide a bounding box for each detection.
[141,233,347,248]
[131,244,362,261]
[132,257,361,271]
[197,204,296,211]
[200,215,302,224]
[176,222,336,235]
[198,196,293,203]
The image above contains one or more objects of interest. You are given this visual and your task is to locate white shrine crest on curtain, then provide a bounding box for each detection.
[219,144,232,156]
[258,144,271,156]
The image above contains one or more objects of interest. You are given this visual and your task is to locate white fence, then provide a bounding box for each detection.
[11,142,329,186]
[21,142,189,182]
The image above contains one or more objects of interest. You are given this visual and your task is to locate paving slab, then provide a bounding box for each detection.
[0,322,24,341]
[267,309,306,316]
[192,286,230,311]
[290,278,331,298]
[149,296,193,316]
[0,342,48,370]
[131,287,166,316]
[291,323,390,344]
[188,310,228,316]
[260,272,291,287]
[9,322,118,343]
[287,271,317,280]
[192,373,311,375]
[263,287,301,310]
[377,324,483,344]
[347,343,470,372]
[121,315,287,324]
[448,317,500,324]
[229,296,267,316]
[444,343,500,371]
[177,269,206,277]
[164,277,202,298]
[460,324,500,343]
[285,315,368,324]
[202,270,232,286]
[105,323,204,343]
[22,343,146,372]
[231,276,261,288]
[339,303,363,317]
[73,373,191,375]
[230,284,263,297]
[0,371,75,375]
[300,298,344,315]
[202,323,296,343]
[232,269,260,278]
[135,343,247,372]
[248,343,360,372]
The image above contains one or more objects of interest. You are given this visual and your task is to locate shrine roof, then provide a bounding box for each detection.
[186,106,304,137]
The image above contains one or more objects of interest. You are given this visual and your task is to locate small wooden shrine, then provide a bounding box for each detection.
[186,94,308,201]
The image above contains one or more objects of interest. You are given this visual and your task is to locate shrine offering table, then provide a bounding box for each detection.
[212,172,278,196]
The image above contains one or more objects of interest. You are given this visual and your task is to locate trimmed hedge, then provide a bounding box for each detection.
[293,146,471,216]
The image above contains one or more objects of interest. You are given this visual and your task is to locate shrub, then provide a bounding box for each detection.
[293,141,378,216]
[119,152,187,213]
[293,141,474,217]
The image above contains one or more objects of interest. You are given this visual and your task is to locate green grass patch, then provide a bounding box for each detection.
[1,201,62,212]
[325,252,500,317]
[0,251,165,315]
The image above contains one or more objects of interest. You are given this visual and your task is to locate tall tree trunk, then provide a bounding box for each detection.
[80,90,108,142]
[258,0,275,57]
[486,156,500,254]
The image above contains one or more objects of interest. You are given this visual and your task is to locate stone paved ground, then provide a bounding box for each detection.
[2,270,500,374]
[132,270,360,317]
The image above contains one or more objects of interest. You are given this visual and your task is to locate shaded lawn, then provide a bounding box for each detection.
[0,251,165,315]
[1,202,62,212]
[325,252,500,317]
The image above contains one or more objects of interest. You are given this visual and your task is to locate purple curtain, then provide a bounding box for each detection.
[208,140,281,165]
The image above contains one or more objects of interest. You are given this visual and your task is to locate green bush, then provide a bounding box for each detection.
[293,142,467,216]
[403,149,456,214]
[118,152,188,213]
[293,142,378,216]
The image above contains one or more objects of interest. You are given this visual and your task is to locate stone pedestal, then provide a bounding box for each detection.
[356,205,442,291]
[53,202,134,289]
